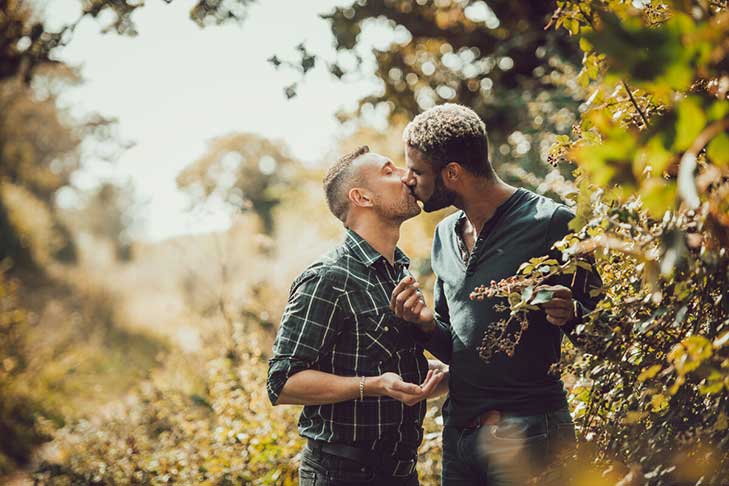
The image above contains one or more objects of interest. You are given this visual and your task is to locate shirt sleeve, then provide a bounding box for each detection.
[413,274,454,364]
[267,271,342,405]
[545,206,604,339]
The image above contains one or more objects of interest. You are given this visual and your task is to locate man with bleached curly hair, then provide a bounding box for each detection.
[390,104,602,485]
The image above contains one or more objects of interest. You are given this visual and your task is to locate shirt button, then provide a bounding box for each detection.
[383,326,389,331]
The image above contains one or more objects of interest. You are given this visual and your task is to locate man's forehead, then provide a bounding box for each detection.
[353,152,389,171]
[405,146,429,167]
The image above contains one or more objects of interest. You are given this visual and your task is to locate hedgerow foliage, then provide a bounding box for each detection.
[0,270,51,475]
[480,1,729,484]
[32,329,305,486]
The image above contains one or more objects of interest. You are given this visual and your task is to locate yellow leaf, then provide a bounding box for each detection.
[638,364,662,382]
[579,37,593,52]
[707,132,729,168]
[668,335,712,375]
[650,393,668,412]
[624,411,647,424]
[699,370,726,395]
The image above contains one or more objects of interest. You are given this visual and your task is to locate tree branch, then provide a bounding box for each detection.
[622,80,649,129]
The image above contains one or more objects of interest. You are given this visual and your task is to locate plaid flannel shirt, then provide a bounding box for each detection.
[267,229,429,456]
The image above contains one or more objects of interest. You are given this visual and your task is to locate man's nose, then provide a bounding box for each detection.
[401,169,415,186]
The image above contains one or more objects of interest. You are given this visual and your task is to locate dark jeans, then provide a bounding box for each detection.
[299,444,419,486]
[441,406,576,486]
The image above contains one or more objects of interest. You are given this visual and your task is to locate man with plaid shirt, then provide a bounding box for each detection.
[267,146,447,485]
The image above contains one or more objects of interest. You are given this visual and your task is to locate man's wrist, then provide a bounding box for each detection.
[418,318,437,334]
[364,375,382,397]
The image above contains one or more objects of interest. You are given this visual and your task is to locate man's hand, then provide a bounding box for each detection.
[390,276,435,332]
[533,284,576,327]
[427,359,450,398]
[371,370,445,406]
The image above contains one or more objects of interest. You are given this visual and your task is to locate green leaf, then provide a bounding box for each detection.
[530,290,554,305]
[521,286,534,302]
[707,101,729,121]
[707,132,729,168]
[640,178,676,219]
[518,262,534,274]
[636,137,673,176]
[674,97,706,152]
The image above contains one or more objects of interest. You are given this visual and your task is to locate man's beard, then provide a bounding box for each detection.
[374,196,421,223]
[422,173,456,212]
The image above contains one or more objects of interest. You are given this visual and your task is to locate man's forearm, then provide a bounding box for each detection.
[276,369,377,406]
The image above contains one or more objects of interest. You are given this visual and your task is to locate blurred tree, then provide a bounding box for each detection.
[276,0,583,177]
[0,69,88,267]
[61,181,138,262]
[177,133,299,235]
[0,0,64,83]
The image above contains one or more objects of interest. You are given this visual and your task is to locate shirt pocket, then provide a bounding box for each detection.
[354,311,401,369]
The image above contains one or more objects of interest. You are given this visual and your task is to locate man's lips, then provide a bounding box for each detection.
[407,190,425,209]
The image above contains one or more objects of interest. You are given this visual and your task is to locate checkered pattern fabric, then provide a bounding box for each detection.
[267,230,429,456]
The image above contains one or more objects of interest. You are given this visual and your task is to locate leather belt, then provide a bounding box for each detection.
[306,438,416,478]
[306,438,371,464]
[465,409,502,428]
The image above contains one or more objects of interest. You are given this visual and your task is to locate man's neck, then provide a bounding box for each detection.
[348,217,401,266]
[457,178,518,235]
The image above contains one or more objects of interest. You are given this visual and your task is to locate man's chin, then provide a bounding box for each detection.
[422,200,448,212]
[402,203,422,220]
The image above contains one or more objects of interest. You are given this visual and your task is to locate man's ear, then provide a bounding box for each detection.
[349,187,373,208]
[442,162,462,184]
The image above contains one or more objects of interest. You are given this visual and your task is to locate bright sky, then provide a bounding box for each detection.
[45,0,390,241]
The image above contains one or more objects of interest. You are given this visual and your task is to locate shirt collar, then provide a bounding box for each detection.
[344,229,410,268]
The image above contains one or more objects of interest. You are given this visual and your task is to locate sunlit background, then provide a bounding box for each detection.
[45,0,390,241]
[2,0,727,485]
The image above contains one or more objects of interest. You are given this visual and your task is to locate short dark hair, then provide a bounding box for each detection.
[403,103,494,178]
[323,145,370,223]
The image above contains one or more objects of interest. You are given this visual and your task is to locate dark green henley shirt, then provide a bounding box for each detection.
[421,188,602,427]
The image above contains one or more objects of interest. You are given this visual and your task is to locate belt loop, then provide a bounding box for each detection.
[306,439,322,459]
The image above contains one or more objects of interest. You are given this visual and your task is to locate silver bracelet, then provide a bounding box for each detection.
[359,376,365,401]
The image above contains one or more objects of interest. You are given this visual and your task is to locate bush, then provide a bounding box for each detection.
[33,331,305,486]
[0,270,52,475]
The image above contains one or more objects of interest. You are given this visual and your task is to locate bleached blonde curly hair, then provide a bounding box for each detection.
[403,103,494,178]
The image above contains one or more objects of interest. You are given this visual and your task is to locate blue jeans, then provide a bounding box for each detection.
[441,406,576,486]
[299,444,419,486]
